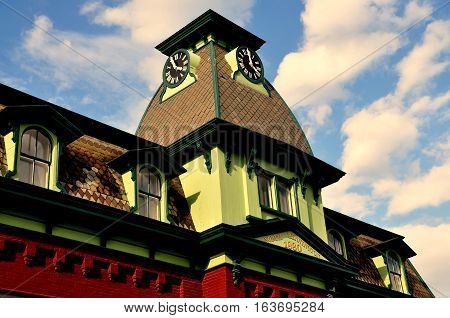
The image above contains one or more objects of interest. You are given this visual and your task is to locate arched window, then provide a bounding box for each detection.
[327,230,344,256]
[138,167,161,220]
[18,129,52,188]
[387,251,404,292]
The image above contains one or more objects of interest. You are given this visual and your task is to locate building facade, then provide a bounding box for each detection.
[0,10,433,298]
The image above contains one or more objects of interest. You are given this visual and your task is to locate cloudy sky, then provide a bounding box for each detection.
[0,0,449,296]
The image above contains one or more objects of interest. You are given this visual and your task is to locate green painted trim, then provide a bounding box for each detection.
[224,151,232,175]
[135,84,163,135]
[235,46,265,84]
[293,179,301,221]
[406,259,434,297]
[209,42,221,118]
[203,149,212,174]
[326,229,347,259]
[106,240,150,258]
[0,213,46,233]
[55,142,66,193]
[52,226,101,246]
[162,49,190,89]
[154,251,190,268]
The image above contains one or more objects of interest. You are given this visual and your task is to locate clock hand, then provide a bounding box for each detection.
[246,48,255,68]
[169,56,177,69]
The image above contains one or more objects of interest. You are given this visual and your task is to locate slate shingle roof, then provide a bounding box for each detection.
[137,45,216,146]
[405,260,434,298]
[136,43,312,154]
[214,45,312,154]
[347,235,386,287]
[59,136,131,211]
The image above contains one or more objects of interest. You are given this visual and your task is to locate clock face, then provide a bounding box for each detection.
[236,46,264,83]
[163,49,189,88]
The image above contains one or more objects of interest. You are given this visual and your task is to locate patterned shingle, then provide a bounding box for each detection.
[167,177,195,231]
[214,45,312,154]
[136,43,312,154]
[137,45,216,146]
[405,260,434,298]
[59,136,130,211]
[347,235,386,287]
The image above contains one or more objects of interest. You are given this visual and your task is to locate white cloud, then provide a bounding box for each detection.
[19,1,255,130]
[323,17,450,218]
[382,161,450,216]
[341,106,418,182]
[388,223,450,297]
[396,20,450,96]
[423,133,450,162]
[273,0,431,108]
[322,177,374,217]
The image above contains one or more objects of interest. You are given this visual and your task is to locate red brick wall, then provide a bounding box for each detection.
[0,232,326,298]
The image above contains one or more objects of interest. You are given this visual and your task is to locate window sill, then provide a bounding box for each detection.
[260,205,298,222]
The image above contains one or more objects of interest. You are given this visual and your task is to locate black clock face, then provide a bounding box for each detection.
[236,46,263,83]
[163,50,189,88]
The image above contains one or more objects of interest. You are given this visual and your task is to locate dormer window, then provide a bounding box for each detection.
[327,230,344,256]
[138,167,161,220]
[387,251,404,292]
[18,128,52,188]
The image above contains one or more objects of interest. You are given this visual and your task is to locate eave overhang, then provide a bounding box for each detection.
[0,105,82,143]
[108,148,186,178]
[167,119,345,188]
[364,237,416,259]
[155,9,265,55]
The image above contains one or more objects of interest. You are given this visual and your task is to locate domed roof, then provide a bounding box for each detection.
[136,11,312,155]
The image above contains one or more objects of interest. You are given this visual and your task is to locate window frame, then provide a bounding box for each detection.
[386,251,404,293]
[256,168,295,217]
[275,176,294,215]
[137,166,162,220]
[327,229,346,258]
[18,127,53,188]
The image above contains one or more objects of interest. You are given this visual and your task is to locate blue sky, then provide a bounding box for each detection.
[0,0,449,296]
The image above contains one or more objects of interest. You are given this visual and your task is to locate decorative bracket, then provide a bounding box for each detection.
[313,187,320,206]
[300,170,310,199]
[246,148,257,179]
[225,151,232,175]
[108,263,120,281]
[203,150,212,174]
[81,256,94,277]
[53,249,66,272]
[155,272,168,292]
[196,142,212,174]
[132,268,144,288]
[232,259,243,287]
[23,242,37,266]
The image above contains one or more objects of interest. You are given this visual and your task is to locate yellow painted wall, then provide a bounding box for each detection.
[179,146,328,239]
[180,148,223,231]
[122,170,136,209]
[372,255,391,287]
[4,131,16,175]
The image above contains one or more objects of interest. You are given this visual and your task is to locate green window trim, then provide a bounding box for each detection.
[326,229,347,259]
[386,250,409,294]
[4,124,61,192]
[256,168,297,218]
